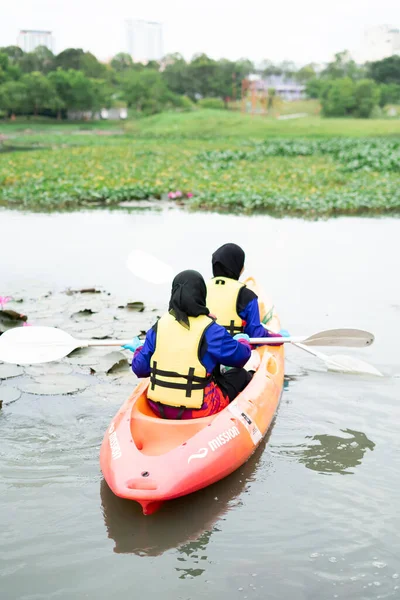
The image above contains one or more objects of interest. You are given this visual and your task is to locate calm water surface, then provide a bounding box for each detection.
[1,207,399,600]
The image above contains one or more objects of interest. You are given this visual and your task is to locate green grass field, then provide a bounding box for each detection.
[1,110,399,216]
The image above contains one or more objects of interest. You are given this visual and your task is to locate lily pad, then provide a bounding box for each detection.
[0,309,27,321]
[89,326,114,340]
[72,309,96,319]
[20,374,89,395]
[97,351,127,375]
[118,301,145,312]
[0,309,28,321]
[24,362,73,377]
[67,347,104,366]
[0,386,21,405]
[79,382,113,399]
[0,310,28,333]
[0,364,24,379]
[66,288,102,295]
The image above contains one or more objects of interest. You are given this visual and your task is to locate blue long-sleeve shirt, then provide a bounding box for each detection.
[239,296,277,338]
[132,320,251,378]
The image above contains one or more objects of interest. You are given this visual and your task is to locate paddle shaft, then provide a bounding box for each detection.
[87,336,325,347]
[83,339,132,348]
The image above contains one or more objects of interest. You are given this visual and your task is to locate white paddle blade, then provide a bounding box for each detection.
[325,355,383,376]
[0,326,79,365]
[304,329,374,348]
[126,249,174,285]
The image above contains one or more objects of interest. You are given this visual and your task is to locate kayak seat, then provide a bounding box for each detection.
[130,393,215,456]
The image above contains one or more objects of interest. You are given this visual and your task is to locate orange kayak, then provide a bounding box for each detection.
[100,279,284,515]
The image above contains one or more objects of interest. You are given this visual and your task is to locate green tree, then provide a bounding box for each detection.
[296,64,317,83]
[368,55,400,84]
[144,60,160,71]
[0,52,21,83]
[162,53,189,96]
[378,83,400,106]
[305,77,325,98]
[121,69,179,114]
[47,68,73,110]
[260,59,281,76]
[354,79,380,117]
[322,51,365,81]
[0,80,29,116]
[20,46,55,74]
[22,71,59,115]
[212,59,254,106]
[80,52,107,78]
[0,45,24,64]
[49,69,98,112]
[277,60,297,78]
[110,52,134,72]
[320,77,356,116]
[186,54,218,99]
[212,59,237,106]
[91,78,113,111]
[55,48,85,71]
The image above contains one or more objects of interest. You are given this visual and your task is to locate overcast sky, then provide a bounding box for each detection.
[1,0,398,64]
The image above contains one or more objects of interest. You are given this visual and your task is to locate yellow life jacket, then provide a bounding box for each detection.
[206,277,245,335]
[147,313,213,409]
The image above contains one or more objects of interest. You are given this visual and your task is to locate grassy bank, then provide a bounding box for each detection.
[1,111,399,216]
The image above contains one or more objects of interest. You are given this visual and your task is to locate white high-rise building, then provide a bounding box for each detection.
[18,30,54,53]
[126,19,163,63]
[356,25,400,63]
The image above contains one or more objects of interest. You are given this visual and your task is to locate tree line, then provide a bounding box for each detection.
[0,45,399,119]
[304,51,400,117]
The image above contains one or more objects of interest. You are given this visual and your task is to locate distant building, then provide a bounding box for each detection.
[18,30,54,52]
[252,75,305,101]
[356,25,400,63]
[126,19,163,63]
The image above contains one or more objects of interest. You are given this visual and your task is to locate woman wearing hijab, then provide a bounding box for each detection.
[123,270,253,420]
[207,243,284,340]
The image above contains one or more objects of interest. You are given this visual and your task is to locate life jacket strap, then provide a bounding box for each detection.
[150,361,211,398]
[225,320,244,336]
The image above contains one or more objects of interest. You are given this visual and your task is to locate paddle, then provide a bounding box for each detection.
[125,250,381,376]
[126,249,174,285]
[291,342,383,376]
[0,326,374,366]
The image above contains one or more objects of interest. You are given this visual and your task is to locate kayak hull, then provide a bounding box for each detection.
[100,278,284,514]
[100,345,284,515]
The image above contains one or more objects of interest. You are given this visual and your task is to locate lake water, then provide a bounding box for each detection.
[1,207,400,600]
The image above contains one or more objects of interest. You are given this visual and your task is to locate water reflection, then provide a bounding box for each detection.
[299,429,375,475]
[100,427,275,559]
[175,531,212,579]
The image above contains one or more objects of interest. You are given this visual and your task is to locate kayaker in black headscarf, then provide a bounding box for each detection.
[207,243,285,340]
[125,269,254,420]
[168,270,209,329]
[212,243,245,280]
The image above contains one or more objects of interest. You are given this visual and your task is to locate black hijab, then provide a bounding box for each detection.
[168,270,209,329]
[212,243,245,280]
